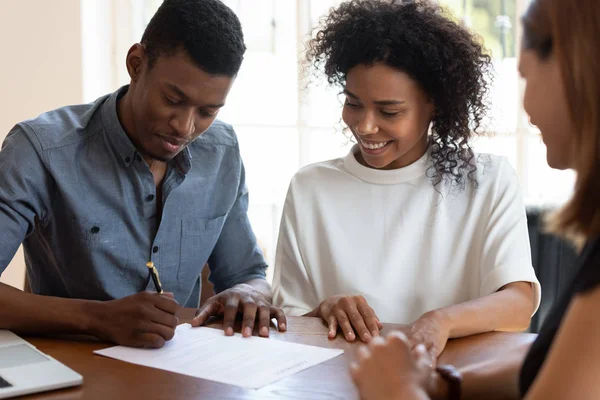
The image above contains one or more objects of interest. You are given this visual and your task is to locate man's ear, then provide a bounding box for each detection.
[125,43,146,82]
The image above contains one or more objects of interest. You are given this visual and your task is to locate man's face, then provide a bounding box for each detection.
[125,45,235,161]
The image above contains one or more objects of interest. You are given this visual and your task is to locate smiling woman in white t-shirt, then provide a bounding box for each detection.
[272,0,541,359]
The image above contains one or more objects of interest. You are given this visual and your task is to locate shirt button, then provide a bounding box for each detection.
[91,226,100,234]
[153,246,159,253]
[146,194,155,202]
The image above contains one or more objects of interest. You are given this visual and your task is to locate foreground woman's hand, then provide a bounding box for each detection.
[350,331,434,400]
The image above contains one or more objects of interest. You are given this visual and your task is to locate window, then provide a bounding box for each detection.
[438,0,575,207]
[222,0,278,53]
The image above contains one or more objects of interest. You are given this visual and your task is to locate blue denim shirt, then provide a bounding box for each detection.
[0,87,267,307]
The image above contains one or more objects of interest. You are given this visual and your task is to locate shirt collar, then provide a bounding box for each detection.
[343,144,429,185]
[100,85,193,174]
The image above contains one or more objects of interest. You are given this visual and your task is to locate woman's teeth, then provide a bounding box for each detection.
[360,140,390,150]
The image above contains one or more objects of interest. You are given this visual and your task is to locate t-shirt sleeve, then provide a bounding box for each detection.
[272,178,320,317]
[479,158,541,315]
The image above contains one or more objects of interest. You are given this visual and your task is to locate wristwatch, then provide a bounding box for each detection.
[436,364,462,400]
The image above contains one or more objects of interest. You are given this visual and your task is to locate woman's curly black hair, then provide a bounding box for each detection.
[306,0,493,187]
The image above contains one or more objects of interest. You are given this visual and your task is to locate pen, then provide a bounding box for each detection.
[146,261,164,294]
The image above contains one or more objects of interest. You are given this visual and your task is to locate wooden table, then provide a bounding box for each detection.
[18,309,536,400]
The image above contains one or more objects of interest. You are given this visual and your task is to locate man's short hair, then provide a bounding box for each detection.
[141,0,246,76]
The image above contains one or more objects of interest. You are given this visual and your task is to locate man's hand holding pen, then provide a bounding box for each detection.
[84,261,179,348]
[88,291,181,348]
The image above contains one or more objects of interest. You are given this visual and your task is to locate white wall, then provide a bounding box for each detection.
[0,0,84,289]
[80,0,114,102]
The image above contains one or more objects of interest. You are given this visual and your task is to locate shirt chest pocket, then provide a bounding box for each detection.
[69,216,132,288]
[179,215,227,284]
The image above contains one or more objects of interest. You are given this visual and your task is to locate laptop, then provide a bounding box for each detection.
[0,330,83,399]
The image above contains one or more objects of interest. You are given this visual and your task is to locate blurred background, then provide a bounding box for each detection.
[0,0,574,288]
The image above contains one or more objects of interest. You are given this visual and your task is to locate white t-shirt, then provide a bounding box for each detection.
[273,146,541,323]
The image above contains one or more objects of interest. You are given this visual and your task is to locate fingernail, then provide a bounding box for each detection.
[226,327,233,335]
[372,330,379,337]
[244,327,252,336]
[364,333,372,342]
[279,323,286,330]
[260,327,269,336]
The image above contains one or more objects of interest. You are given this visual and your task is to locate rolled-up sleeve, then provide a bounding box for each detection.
[0,124,53,273]
[207,150,267,293]
[479,158,541,315]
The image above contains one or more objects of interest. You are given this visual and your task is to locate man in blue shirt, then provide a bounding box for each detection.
[0,0,286,348]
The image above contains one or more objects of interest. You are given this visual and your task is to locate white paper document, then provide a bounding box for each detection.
[94,324,343,389]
